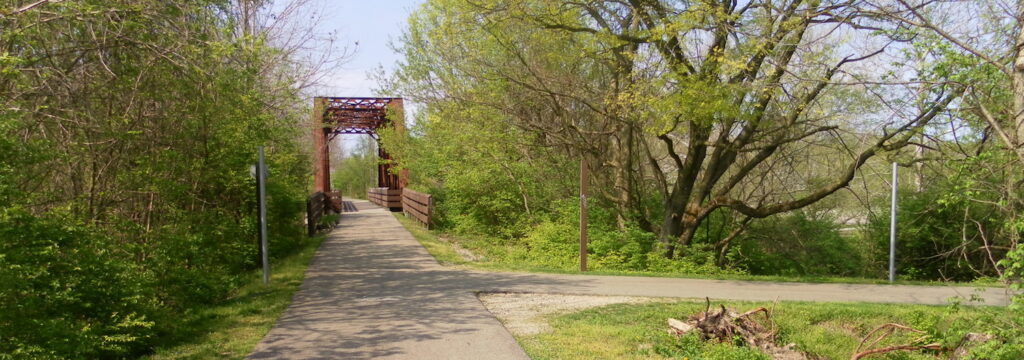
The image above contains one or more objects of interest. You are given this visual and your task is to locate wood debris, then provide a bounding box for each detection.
[667,298,997,360]
[667,298,813,360]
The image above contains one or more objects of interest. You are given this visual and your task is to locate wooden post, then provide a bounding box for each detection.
[580,158,588,272]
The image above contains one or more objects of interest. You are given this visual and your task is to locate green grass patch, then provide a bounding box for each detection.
[143,234,326,360]
[519,300,1009,360]
[397,213,471,266]
[392,213,1001,287]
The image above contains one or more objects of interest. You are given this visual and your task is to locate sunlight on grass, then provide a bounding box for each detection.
[143,234,326,360]
[521,300,992,360]
[391,213,1000,287]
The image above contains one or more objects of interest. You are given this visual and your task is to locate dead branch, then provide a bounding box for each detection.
[850,343,942,360]
[5,0,55,16]
[852,323,940,360]
[668,301,810,359]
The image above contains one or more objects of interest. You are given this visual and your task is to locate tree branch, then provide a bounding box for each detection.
[712,88,961,218]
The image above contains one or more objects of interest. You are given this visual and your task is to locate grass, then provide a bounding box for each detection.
[392,213,1002,287]
[396,213,1020,357]
[517,299,1006,360]
[142,234,326,360]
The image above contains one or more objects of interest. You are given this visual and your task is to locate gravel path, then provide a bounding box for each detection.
[478,293,654,335]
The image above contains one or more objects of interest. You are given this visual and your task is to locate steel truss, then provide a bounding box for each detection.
[312,97,406,195]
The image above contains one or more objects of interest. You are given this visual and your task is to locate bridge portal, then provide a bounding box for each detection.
[311,97,407,195]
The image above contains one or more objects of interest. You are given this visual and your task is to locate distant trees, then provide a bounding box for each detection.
[332,136,381,199]
[383,0,955,258]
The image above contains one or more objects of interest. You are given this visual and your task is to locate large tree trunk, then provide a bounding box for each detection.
[660,213,683,258]
[658,206,707,258]
[657,124,710,258]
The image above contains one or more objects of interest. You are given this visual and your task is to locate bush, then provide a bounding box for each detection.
[0,2,314,355]
[590,226,657,271]
[432,178,536,239]
[924,302,1024,360]
[508,220,579,268]
[865,186,1005,281]
[148,224,249,307]
[734,211,867,277]
[1003,245,1024,309]
[646,246,743,275]
[0,209,159,359]
[498,200,743,276]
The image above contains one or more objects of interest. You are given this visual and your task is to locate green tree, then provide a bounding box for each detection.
[378,104,576,237]
[0,0,330,356]
[332,136,382,199]
[870,0,1024,306]
[383,0,955,258]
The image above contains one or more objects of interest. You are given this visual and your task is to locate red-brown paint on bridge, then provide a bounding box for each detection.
[311,97,407,195]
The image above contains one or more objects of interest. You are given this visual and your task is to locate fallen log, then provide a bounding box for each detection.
[667,318,693,335]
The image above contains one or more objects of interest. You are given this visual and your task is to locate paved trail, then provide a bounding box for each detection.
[248,199,1011,360]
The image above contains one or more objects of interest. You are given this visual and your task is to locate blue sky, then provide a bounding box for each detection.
[268,0,423,154]
[311,0,424,97]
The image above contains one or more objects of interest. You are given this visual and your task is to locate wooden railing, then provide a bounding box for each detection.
[401,189,433,229]
[368,187,402,209]
[307,192,326,237]
[307,191,343,237]
[325,191,342,213]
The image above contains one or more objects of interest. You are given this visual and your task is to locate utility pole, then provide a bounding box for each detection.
[889,162,897,283]
[579,158,588,272]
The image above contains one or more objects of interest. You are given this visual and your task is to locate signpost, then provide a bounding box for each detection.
[580,158,588,272]
[255,147,269,285]
[889,162,897,283]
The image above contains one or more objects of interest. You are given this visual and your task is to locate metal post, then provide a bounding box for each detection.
[580,158,588,272]
[257,147,270,285]
[889,162,897,283]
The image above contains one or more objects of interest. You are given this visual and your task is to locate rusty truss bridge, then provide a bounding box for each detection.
[306,97,430,235]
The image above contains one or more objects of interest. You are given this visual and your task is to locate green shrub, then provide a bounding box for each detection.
[0,1,314,357]
[961,315,1024,359]
[149,231,245,306]
[1003,244,1024,309]
[432,180,535,239]
[590,226,657,271]
[734,211,867,277]
[495,200,743,275]
[0,209,159,359]
[865,187,1005,281]
[510,221,579,268]
[653,332,769,360]
[924,303,1024,360]
[645,247,743,275]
